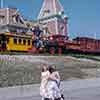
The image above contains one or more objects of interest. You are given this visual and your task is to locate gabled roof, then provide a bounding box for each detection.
[38,0,64,19]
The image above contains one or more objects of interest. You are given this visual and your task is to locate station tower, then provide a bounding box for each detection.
[38,0,68,36]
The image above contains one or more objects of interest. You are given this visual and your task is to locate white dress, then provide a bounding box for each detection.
[40,71,50,98]
[46,71,61,99]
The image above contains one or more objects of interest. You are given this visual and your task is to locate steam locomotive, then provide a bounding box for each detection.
[0,26,100,55]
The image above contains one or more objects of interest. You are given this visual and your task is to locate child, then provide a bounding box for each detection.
[40,65,50,100]
[47,65,62,100]
[40,65,64,100]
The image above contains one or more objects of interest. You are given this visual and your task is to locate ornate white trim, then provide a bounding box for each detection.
[6,8,9,24]
[38,0,46,19]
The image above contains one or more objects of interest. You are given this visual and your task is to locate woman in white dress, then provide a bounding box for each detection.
[46,65,62,100]
[40,65,50,100]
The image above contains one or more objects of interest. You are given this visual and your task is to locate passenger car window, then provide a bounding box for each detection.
[28,40,30,45]
[23,39,26,45]
[19,39,22,44]
[14,38,17,44]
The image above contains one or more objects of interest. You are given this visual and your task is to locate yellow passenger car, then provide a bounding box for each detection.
[0,32,33,52]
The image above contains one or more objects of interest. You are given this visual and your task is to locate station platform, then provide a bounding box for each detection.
[0,78,100,100]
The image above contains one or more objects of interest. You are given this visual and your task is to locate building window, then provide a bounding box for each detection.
[19,39,22,44]
[14,38,17,44]
[28,40,30,45]
[0,16,4,24]
[0,18,3,24]
[23,39,26,45]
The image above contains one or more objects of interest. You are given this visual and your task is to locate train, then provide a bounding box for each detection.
[0,27,100,55]
[0,7,100,55]
[0,32,33,52]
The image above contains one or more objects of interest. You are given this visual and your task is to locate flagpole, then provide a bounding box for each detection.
[1,0,3,8]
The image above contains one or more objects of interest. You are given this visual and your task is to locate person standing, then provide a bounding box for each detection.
[46,65,62,100]
[40,65,50,100]
[40,65,64,100]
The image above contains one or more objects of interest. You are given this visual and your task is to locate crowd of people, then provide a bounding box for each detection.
[40,65,64,100]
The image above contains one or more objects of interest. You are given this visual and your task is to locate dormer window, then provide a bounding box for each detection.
[13,14,24,24]
[43,9,50,16]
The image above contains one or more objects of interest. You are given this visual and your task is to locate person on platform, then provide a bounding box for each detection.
[40,65,64,100]
[46,65,62,100]
[40,65,50,100]
[32,26,43,49]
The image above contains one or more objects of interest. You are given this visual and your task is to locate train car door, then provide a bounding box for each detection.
[0,34,7,51]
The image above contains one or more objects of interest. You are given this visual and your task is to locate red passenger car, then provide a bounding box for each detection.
[73,37,100,53]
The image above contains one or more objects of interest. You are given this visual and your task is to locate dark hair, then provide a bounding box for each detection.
[42,67,44,72]
[48,65,55,73]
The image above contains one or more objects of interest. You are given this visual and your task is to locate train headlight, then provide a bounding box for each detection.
[50,36,53,40]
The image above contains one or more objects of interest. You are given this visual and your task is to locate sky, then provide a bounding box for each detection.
[2,0,100,39]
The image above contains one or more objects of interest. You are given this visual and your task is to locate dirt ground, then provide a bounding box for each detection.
[0,55,100,87]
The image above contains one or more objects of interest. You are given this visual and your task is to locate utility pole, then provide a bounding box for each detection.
[1,0,4,8]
